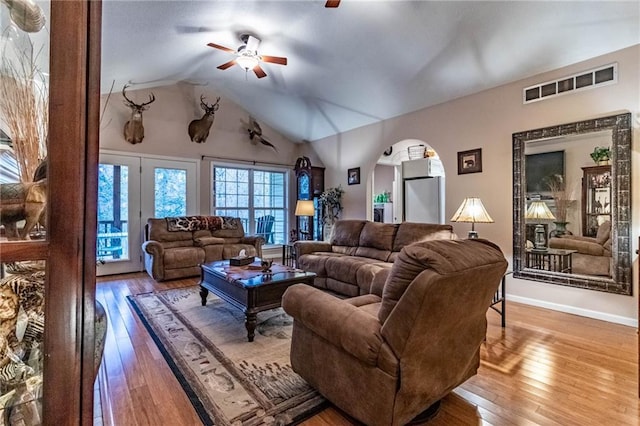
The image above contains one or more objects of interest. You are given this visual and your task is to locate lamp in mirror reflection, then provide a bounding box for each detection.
[525,199,556,251]
[295,200,315,240]
[450,197,494,239]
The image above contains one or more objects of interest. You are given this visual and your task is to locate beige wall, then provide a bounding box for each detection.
[309,44,640,324]
[374,164,394,201]
[99,83,303,214]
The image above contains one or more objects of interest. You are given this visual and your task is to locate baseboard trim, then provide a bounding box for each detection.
[507,295,638,327]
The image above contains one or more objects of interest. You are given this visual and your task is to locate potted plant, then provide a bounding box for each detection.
[590,146,611,165]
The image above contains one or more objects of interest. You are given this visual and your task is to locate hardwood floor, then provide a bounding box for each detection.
[96,273,639,425]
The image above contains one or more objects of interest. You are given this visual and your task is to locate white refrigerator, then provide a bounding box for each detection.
[403,177,444,223]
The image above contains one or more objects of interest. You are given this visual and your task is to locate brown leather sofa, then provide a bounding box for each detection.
[293,220,456,297]
[283,239,508,426]
[142,216,264,281]
[549,220,611,276]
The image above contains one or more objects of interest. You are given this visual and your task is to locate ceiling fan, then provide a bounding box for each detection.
[325,0,340,7]
[207,34,287,79]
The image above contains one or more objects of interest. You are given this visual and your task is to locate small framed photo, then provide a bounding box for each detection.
[348,167,360,185]
[457,148,482,175]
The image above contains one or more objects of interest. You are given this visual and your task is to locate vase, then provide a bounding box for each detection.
[323,223,334,241]
[549,221,571,238]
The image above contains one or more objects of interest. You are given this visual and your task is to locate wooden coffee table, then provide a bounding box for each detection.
[199,260,316,342]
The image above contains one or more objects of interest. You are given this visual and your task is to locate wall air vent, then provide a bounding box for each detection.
[523,63,617,104]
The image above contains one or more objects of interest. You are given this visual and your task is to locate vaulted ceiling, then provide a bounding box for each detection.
[101,1,640,142]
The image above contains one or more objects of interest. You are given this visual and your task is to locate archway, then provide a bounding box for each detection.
[370,139,445,224]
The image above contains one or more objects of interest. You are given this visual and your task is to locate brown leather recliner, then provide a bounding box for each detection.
[282,239,507,426]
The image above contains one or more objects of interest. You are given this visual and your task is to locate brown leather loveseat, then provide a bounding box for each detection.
[142,216,264,281]
[283,239,508,426]
[293,219,456,297]
[549,220,611,276]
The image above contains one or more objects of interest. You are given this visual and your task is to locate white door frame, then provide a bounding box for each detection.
[96,153,143,276]
[97,151,199,276]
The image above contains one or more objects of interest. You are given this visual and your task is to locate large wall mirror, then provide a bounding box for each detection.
[512,113,632,295]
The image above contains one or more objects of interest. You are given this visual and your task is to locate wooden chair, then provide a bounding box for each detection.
[256,215,275,244]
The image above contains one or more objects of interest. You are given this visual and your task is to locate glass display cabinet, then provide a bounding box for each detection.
[0,1,101,423]
[581,165,611,237]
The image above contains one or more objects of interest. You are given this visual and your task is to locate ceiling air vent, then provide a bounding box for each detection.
[523,63,617,104]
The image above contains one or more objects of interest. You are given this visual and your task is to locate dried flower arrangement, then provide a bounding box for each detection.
[319,186,344,225]
[0,39,48,182]
[545,174,572,223]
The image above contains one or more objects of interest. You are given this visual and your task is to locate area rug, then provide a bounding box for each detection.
[127,286,326,426]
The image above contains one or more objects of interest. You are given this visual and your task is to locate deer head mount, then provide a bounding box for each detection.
[122,84,156,144]
[188,95,221,143]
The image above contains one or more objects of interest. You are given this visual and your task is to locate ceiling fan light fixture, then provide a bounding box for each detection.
[236,53,259,71]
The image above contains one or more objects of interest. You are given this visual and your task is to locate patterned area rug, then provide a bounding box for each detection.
[128,286,326,425]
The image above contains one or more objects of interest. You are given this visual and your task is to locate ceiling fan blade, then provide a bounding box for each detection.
[260,55,288,66]
[253,65,267,79]
[217,59,237,70]
[207,42,236,53]
[325,0,340,7]
[246,35,261,53]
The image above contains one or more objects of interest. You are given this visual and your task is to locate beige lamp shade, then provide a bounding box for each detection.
[450,197,493,239]
[295,200,315,216]
[525,200,556,221]
[450,197,494,224]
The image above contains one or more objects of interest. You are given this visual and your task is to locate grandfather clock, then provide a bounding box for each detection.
[294,157,324,240]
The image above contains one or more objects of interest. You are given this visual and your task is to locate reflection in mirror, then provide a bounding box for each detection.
[512,113,631,295]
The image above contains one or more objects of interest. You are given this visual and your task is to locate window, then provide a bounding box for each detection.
[154,167,188,218]
[213,164,287,245]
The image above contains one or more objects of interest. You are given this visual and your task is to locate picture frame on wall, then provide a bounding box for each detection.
[348,167,360,185]
[457,148,482,175]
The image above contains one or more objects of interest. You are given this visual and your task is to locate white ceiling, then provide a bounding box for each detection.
[100,1,640,142]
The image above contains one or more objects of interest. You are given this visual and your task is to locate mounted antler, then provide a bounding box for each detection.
[188,95,221,143]
[122,84,156,144]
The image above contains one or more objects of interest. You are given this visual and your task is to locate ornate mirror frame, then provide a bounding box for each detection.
[512,112,632,295]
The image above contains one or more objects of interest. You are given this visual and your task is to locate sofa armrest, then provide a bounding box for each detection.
[142,240,165,281]
[293,240,332,257]
[142,240,164,257]
[282,284,383,366]
[240,235,265,246]
[549,237,605,256]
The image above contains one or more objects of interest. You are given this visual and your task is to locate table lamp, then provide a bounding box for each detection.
[295,200,315,240]
[525,200,555,251]
[450,197,494,239]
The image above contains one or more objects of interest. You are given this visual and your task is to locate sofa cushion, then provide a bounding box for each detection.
[356,262,392,294]
[330,220,367,247]
[164,247,205,269]
[325,278,360,297]
[595,220,611,245]
[354,246,391,262]
[325,255,382,286]
[148,218,194,243]
[379,239,505,323]
[392,222,454,252]
[194,236,226,247]
[211,217,246,238]
[297,252,344,278]
[359,222,397,251]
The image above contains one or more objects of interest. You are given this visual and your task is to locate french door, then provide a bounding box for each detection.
[97,154,197,275]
